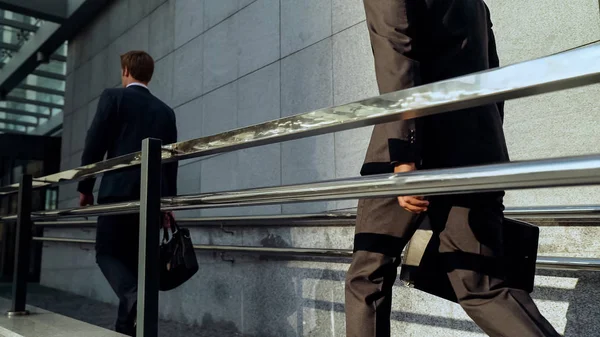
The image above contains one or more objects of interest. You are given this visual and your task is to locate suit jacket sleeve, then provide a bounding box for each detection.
[486,4,505,123]
[364,0,423,165]
[163,111,178,197]
[77,90,116,194]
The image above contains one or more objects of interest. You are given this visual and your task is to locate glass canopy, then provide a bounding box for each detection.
[0,9,66,135]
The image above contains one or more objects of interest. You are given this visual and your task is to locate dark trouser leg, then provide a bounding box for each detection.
[345,251,399,337]
[345,198,421,337]
[96,253,138,336]
[434,199,560,337]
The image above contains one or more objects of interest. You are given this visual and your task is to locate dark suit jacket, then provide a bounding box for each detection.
[77,85,178,204]
[360,0,509,176]
[354,0,509,233]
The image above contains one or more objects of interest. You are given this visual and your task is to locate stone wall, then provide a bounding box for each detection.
[44,0,600,336]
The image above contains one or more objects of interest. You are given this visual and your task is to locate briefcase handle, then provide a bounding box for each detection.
[161,212,180,243]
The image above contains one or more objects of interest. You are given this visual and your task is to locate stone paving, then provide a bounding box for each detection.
[0,284,254,337]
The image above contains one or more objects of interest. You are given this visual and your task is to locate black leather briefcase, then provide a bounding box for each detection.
[399,217,539,303]
[159,213,199,291]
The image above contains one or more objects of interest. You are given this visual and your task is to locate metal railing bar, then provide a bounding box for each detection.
[504,205,600,218]
[4,154,600,222]
[31,237,352,257]
[177,213,357,224]
[30,205,600,228]
[33,213,358,227]
[34,221,98,226]
[194,244,353,257]
[3,42,600,196]
[34,237,94,244]
[535,256,600,272]
[32,237,600,272]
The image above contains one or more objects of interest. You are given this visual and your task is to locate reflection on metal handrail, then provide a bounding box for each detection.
[2,42,600,195]
[32,237,600,272]
[4,154,600,222]
[30,205,600,228]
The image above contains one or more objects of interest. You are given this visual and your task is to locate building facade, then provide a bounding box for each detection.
[46,0,600,336]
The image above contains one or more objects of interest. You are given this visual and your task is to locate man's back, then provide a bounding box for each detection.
[78,50,179,337]
[360,0,509,175]
[78,85,178,203]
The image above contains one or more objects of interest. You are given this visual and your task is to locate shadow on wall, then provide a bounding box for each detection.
[288,267,484,335]
[37,244,598,336]
[224,266,600,336]
[534,270,600,337]
[198,313,269,337]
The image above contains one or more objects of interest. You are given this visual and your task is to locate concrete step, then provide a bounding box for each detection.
[0,284,256,337]
[0,297,125,337]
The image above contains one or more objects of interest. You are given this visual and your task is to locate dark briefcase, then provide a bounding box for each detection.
[159,213,199,291]
[399,217,539,303]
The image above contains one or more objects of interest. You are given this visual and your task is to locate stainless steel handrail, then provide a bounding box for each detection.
[31,237,353,257]
[504,205,600,218]
[33,213,358,227]
[536,256,600,271]
[2,42,600,195]
[4,154,600,221]
[32,236,600,272]
[30,205,600,227]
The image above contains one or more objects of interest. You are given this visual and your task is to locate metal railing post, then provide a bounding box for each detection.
[7,174,32,316]
[136,138,162,337]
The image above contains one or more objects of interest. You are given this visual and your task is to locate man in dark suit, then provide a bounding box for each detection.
[345,1,560,336]
[77,50,178,336]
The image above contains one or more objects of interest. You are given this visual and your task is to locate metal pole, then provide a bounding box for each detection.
[7,174,32,316]
[136,138,162,337]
